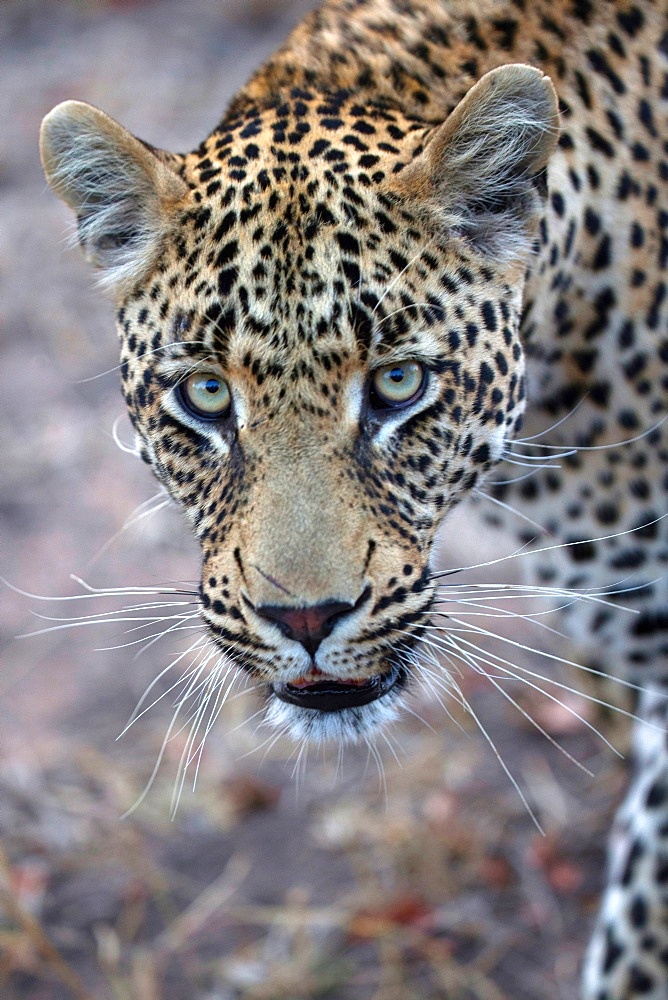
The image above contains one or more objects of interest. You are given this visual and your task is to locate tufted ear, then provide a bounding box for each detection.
[40,101,189,292]
[395,64,559,262]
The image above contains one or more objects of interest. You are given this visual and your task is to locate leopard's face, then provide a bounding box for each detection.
[41,69,557,741]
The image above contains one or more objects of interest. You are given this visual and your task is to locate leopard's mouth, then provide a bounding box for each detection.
[271,662,406,713]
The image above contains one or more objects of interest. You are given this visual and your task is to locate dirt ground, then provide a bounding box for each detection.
[1,2,632,998]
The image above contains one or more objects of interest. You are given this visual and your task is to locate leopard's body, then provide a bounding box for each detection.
[40,1,667,996]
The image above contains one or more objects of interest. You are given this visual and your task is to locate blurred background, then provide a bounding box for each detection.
[1,2,628,997]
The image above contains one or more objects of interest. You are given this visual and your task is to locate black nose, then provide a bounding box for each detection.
[255,599,356,657]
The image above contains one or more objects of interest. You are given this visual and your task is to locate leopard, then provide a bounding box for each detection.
[39,1,667,996]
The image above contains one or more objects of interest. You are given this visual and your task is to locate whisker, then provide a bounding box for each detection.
[362,734,389,804]
[502,448,577,464]
[489,468,557,487]
[5,575,197,602]
[372,238,436,316]
[111,415,141,457]
[18,602,199,641]
[118,635,212,737]
[510,412,667,453]
[72,340,205,385]
[474,488,552,535]
[431,515,668,580]
[432,627,621,758]
[374,301,443,330]
[513,394,590,442]
[417,647,544,833]
[443,634,598,774]
[429,614,645,700]
[89,493,173,564]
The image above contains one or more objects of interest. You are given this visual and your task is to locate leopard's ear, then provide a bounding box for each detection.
[395,64,559,262]
[40,101,189,292]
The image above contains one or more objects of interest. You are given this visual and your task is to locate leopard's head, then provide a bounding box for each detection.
[40,65,558,743]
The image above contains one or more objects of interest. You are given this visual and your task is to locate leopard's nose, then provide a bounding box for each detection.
[255,599,356,657]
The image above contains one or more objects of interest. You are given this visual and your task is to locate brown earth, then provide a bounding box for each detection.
[1,2,629,997]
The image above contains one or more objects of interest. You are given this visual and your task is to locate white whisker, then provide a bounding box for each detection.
[474,488,551,535]
[431,515,668,580]
[434,628,620,759]
[372,239,436,315]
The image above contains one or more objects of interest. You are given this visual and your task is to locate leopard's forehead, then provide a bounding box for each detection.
[188,88,428,194]
[126,93,517,380]
[158,94,439,360]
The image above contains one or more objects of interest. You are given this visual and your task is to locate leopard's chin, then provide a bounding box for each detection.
[265,662,409,743]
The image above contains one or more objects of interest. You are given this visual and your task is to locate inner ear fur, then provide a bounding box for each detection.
[395,64,560,261]
[40,100,189,291]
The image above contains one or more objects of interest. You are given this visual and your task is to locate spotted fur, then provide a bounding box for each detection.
[40,2,667,996]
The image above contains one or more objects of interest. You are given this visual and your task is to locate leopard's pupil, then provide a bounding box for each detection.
[180,372,231,419]
[372,360,424,407]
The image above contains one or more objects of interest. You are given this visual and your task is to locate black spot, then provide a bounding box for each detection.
[638,99,658,138]
[341,258,361,287]
[621,839,644,887]
[592,234,612,270]
[630,222,645,248]
[630,895,649,929]
[375,211,396,234]
[352,119,376,135]
[214,239,239,269]
[586,127,615,158]
[551,191,565,216]
[571,0,593,22]
[617,7,644,36]
[471,443,490,464]
[389,249,409,272]
[336,231,361,256]
[479,361,494,384]
[584,207,601,235]
[586,48,626,94]
[574,349,597,373]
[540,15,566,40]
[212,211,237,241]
[463,15,489,51]
[646,779,667,808]
[573,70,592,109]
[632,610,668,638]
[567,538,597,562]
[217,267,238,296]
[628,965,654,993]
[602,925,624,973]
[595,502,619,525]
[618,408,639,430]
[491,17,519,50]
[646,282,666,329]
[610,549,646,570]
[481,300,497,331]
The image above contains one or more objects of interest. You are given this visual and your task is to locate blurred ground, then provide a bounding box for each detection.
[1,2,630,998]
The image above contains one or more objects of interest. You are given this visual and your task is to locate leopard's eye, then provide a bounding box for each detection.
[178,372,231,420]
[370,360,426,409]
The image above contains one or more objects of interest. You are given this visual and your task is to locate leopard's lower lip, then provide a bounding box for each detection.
[271,664,405,713]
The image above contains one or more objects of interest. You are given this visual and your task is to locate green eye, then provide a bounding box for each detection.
[179,372,231,419]
[371,360,426,409]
